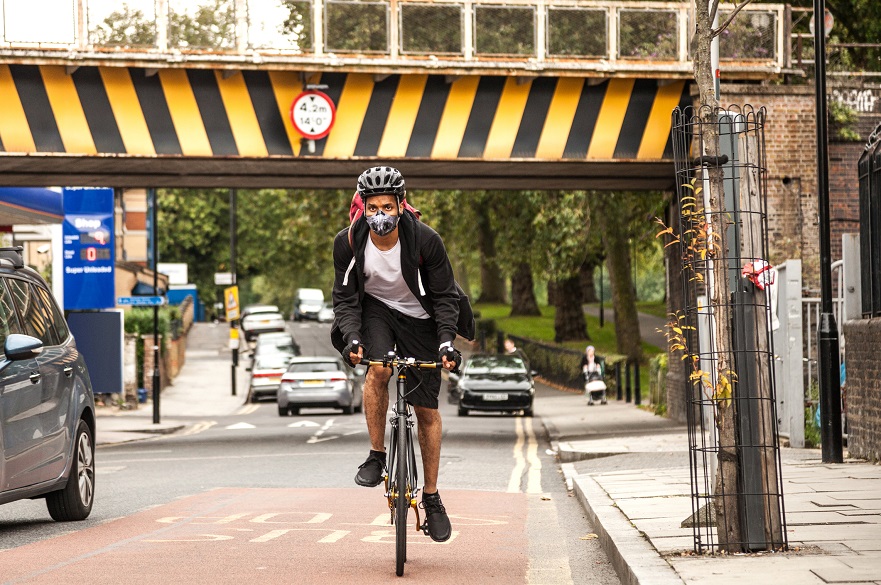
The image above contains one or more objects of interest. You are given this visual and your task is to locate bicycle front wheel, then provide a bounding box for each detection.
[395,412,408,576]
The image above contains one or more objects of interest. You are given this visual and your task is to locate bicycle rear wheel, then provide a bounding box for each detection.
[395,411,408,576]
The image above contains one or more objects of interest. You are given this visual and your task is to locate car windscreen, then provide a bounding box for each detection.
[465,356,526,374]
[287,361,343,373]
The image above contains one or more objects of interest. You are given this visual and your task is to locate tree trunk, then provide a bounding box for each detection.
[475,204,506,303]
[510,262,541,316]
[599,196,642,363]
[553,276,588,343]
[547,280,557,307]
[579,257,599,304]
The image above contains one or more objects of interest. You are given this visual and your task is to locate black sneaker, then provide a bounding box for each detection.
[355,451,386,487]
[420,491,452,542]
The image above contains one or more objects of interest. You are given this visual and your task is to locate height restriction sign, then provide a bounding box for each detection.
[290,90,336,140]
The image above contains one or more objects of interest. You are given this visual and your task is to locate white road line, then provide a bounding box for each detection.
[307,418,335,444]
[507,417,526,493]
[524,417,543,494]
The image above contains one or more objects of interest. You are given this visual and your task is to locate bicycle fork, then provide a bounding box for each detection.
[385,389,423,531]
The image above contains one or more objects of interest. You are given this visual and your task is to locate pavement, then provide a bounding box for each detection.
[95,322,881,585]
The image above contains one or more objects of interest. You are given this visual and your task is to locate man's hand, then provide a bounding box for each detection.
[439,346,461,372]
[344,340,364,367]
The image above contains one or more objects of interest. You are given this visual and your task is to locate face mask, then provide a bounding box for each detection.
[366,210,399,236]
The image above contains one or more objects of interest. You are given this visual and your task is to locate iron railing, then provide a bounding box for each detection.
[858,124,881,318]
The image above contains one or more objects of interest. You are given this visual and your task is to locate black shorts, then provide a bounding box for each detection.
[361,295,441,409]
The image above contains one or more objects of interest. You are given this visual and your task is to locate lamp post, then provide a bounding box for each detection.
[812,0,843,463]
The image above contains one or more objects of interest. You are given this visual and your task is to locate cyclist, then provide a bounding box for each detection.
[330,166,463,543]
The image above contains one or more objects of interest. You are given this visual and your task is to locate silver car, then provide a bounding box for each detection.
[277,357,364,416]
[249,353,294,402]
[0,247,96,521]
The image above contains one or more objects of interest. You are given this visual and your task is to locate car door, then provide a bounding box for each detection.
[6,278,66,484]
[0,276,46,491]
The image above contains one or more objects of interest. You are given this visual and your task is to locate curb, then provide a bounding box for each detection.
[572,474,684,585]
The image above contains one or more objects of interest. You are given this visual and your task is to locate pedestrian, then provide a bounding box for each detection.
[330,166,467,543]
[580,345,604,382]
[504,337,529,369]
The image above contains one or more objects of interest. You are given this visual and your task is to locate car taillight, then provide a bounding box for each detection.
[253,372,281,378]
[329,377,346,382]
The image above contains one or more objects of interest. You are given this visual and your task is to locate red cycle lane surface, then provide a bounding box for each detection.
[0,488,528,585]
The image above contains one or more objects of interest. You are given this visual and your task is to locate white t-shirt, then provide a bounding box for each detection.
[363,237,430,319]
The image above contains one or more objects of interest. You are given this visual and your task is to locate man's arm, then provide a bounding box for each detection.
[331,229,363,348]
[419,228,459,346]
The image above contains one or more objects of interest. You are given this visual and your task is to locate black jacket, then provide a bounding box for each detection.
[330,211,467,355]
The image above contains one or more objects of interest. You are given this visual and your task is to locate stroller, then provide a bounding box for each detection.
[584,370,607,405]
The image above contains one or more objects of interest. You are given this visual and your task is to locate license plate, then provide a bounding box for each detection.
[301,380,324,386]
[482,393,508,401]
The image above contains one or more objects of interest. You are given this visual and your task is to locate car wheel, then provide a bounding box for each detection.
[278,405,288,416]
[457,404,468,417]
[250,389,260,403]
[46,419,95,521]
[523,407,534,417]
[290,407,300,416]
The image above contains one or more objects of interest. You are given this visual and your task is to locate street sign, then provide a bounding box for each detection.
[215,272,234,285]
[290,90,336,140]
[224,285,240,321]
[117,296,166,306]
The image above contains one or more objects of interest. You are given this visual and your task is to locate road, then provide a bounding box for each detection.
[0,321,619,584]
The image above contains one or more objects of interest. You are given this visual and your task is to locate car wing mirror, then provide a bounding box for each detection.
[0,334,43,374]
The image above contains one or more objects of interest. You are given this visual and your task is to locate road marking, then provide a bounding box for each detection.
[507,417,526,493]
[97,465,126,475]
[288,420,320,428]
[236,404,260,415]
[181,421,217,436]
[306,418,335,443]
[524,417,543,494]
[507,417,542,494]
[226,422,257,430]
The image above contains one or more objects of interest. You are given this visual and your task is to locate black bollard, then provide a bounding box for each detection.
[634,361,641,405]
[616,361,623,401]
[625,360,632,403]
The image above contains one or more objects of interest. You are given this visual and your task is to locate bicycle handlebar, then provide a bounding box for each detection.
[358,357,442,369]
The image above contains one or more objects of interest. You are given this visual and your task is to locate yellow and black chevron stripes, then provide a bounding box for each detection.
[0,65,689,161]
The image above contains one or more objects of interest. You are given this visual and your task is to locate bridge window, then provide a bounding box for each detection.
[250,0,313,52]
[325,0,390,54]
[475,5,535,56]
[4,0,76,44]
[547,7,607,58]
[618,9,678,60]
[168,0,238,50]
[400,3,463,55]
[88,0,157,47]
[719,10,777,61]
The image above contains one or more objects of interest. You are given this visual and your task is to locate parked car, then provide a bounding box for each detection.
[0,247,96,521]
[277,356,364,416]
[251,331,300,360]
[240,311,286,342]
[292,288,325,321]
[317,302,334,323]
[249,352,295,402]
[449,354,535,417]
[241,304,280,320]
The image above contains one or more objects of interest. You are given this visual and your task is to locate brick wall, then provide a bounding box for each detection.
[843,318,881,462]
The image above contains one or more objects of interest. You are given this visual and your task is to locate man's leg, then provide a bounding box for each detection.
[363,366,392,451]
[413,405,442,493]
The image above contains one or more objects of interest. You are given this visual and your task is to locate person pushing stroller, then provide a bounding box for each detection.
[581,345,607,405]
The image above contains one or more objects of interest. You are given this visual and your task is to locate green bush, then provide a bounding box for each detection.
[649,353,668,413]
[804,406,821,448]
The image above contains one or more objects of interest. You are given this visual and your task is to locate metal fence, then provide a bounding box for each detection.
[0,0,787,73]
[858,124,881,317]
[670,104,787,554]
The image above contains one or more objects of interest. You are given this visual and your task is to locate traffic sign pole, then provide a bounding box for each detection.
[230,189,238,398]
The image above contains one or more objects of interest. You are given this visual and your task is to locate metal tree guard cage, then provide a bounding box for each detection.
[670,104,787,553]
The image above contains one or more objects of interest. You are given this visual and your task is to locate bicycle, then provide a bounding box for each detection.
[359,354,442,577]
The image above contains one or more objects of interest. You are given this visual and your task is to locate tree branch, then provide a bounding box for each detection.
[712,0,754,39]
[709,0,721,26]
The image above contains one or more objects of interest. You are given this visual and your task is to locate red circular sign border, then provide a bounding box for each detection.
[290,90,337,140]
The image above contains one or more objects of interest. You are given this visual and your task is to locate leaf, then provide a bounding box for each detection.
[580,533,599,540]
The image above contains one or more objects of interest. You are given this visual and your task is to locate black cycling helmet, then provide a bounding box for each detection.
[356,166,405,202]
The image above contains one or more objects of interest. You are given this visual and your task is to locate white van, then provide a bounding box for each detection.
[292,288,325,321]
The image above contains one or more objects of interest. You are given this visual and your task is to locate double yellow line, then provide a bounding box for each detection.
[507,416,542,494]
